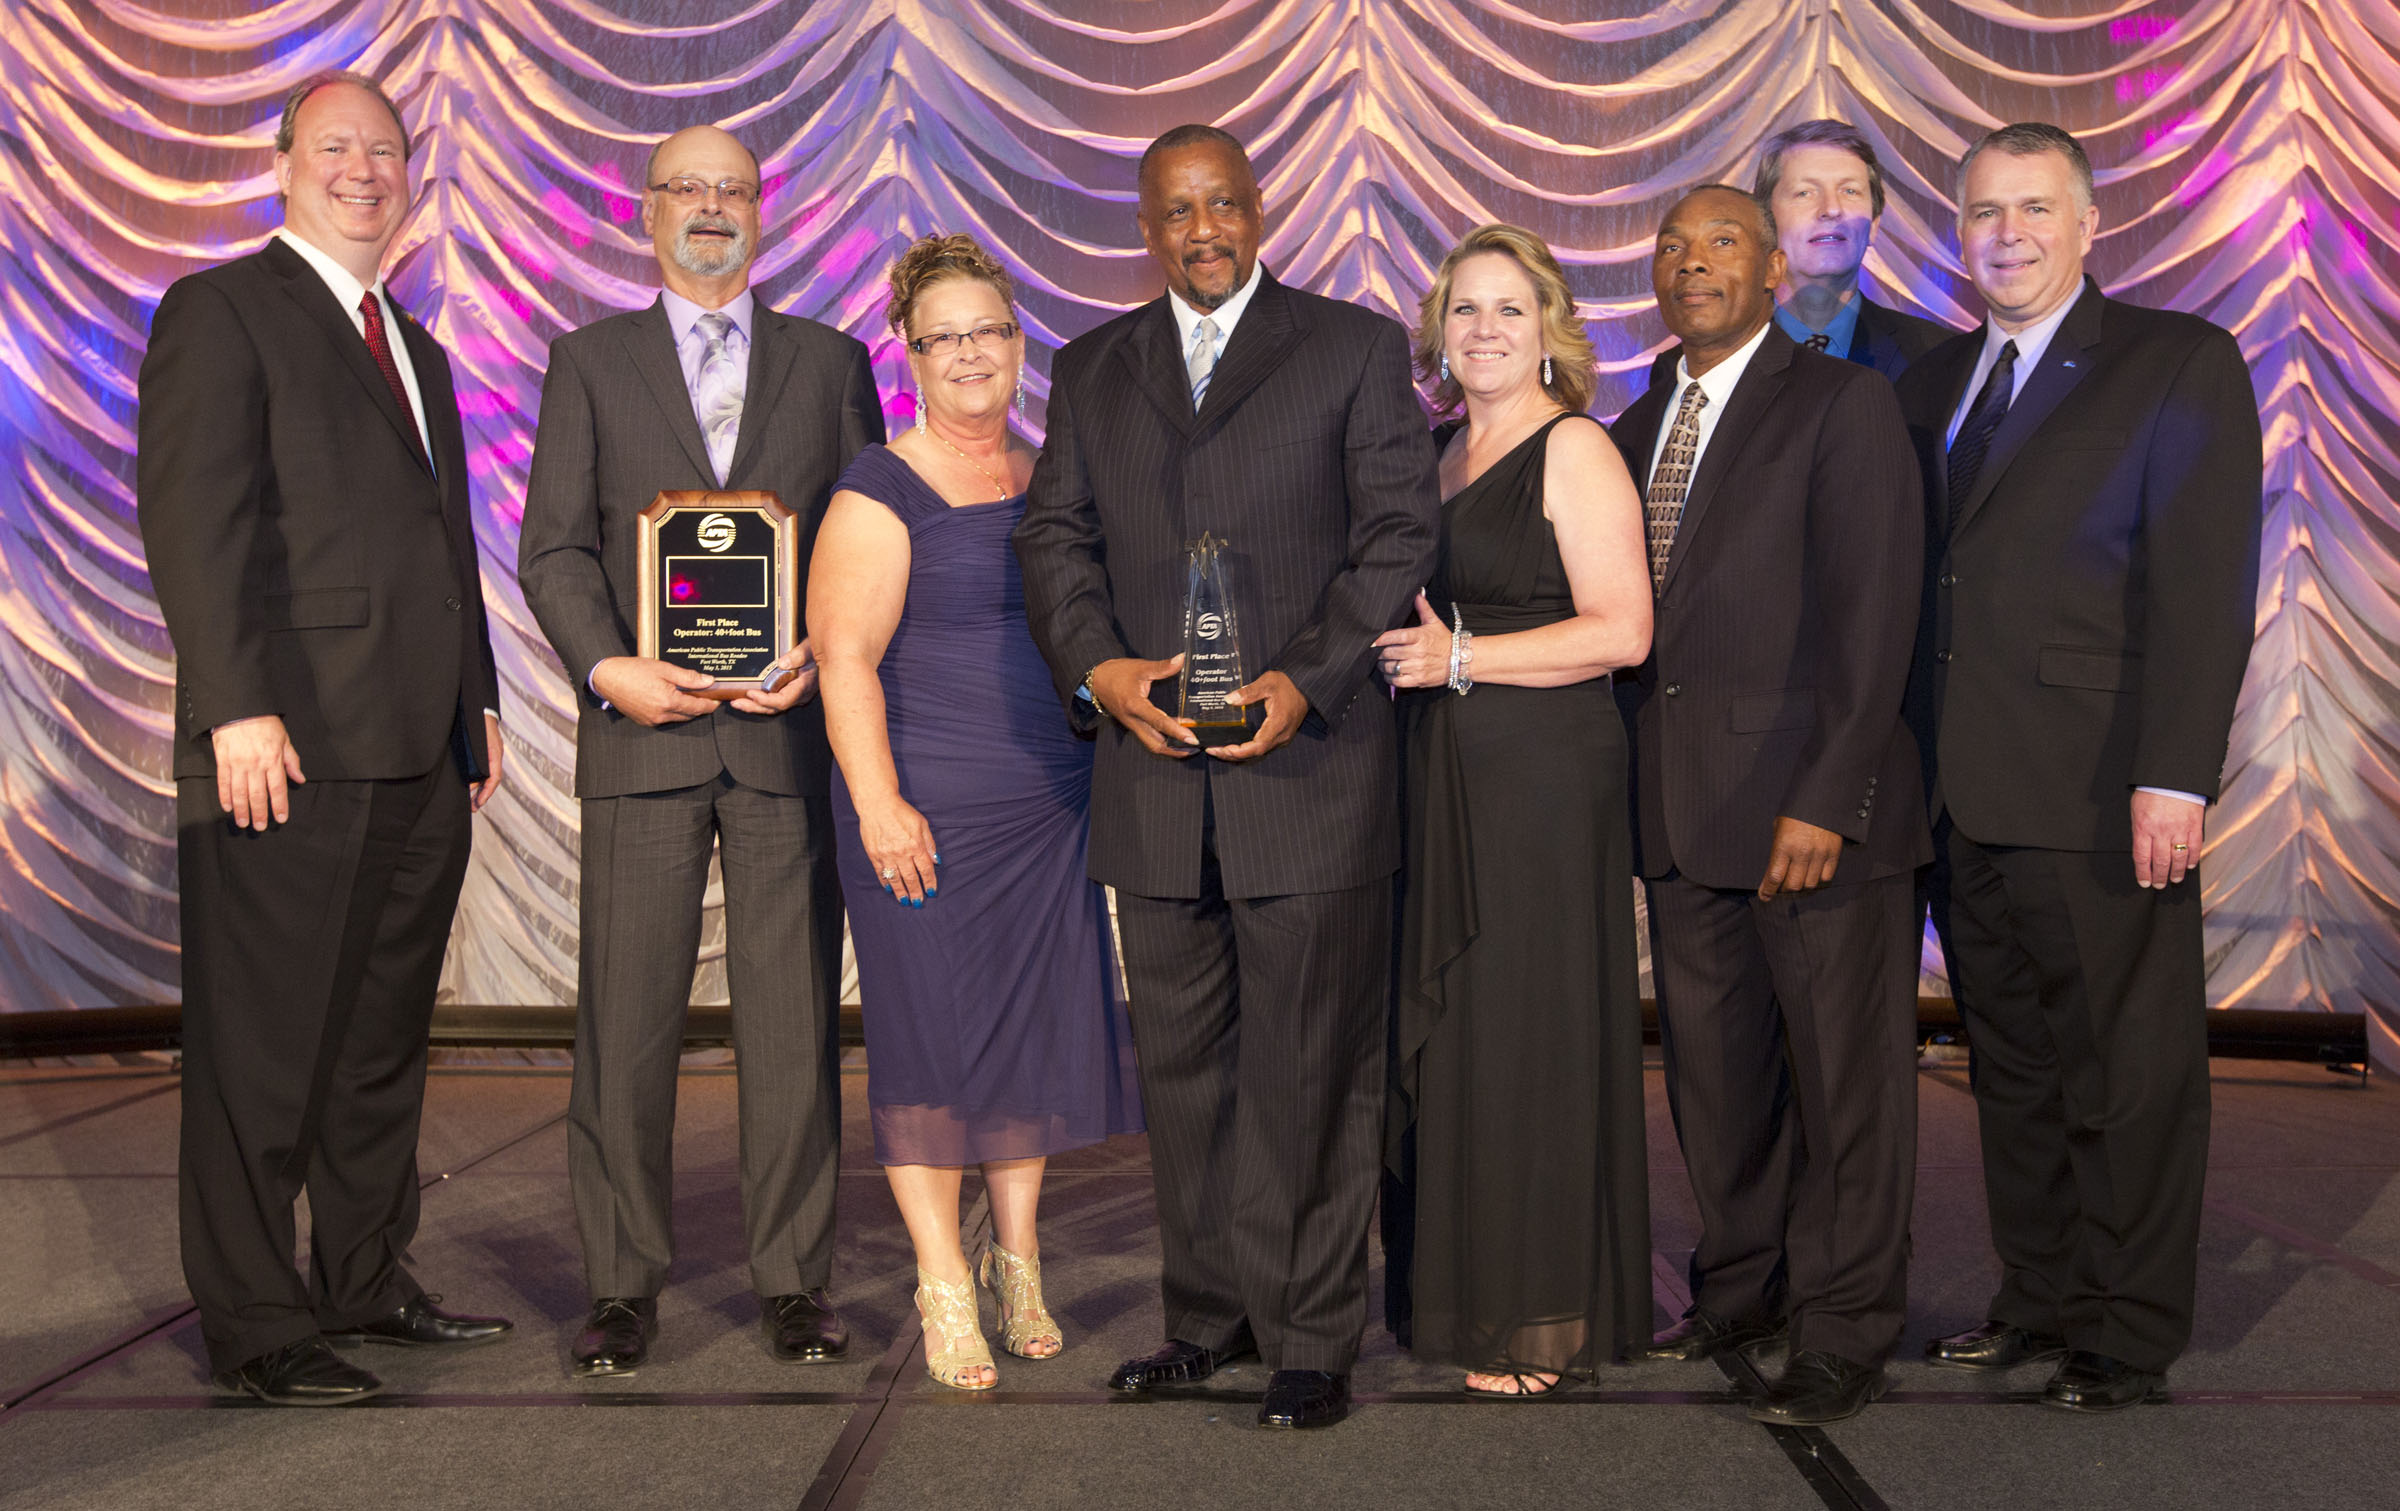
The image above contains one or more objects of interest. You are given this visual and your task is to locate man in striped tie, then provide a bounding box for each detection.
[1609,184,1928,1426]
[138,70,512,1405]
[520,125,883,1381]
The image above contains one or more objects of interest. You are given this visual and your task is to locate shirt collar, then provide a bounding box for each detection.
[274,228,382,316]
[1773,291,1862,356]
[1674,318,1773,410]
[662,285,756,346]
[1979,284,2078,377]
[1168,262,1265,349]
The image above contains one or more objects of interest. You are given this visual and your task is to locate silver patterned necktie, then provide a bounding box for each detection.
[1645,381,1710,591]
[1187,315,1220,407]
[692,310,746,485]
[1804,332,1831,352]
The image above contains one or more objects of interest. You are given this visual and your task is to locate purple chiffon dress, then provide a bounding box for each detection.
[829,444,1143,1167]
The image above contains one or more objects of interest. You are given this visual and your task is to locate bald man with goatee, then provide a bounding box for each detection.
[520,125,883,1378]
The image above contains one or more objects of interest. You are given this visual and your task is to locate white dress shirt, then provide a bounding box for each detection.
[1646,318,1773,487]
[274,229,433,477]
[1167,262,1266,380]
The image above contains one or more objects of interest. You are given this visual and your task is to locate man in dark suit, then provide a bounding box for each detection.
[519,125,881,1378]
[1611,185,1928,1425]
[138,71,512,1405]
[1897,124,2260,1412]
[1753,119,1954,380]
[1013,125,1438,1431]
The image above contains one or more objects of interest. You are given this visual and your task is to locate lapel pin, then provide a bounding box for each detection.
[2061,360,2078,369]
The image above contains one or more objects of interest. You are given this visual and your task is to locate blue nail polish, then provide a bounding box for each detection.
[924,890,937,901]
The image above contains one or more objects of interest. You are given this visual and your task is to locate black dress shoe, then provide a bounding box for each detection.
[1257,1369,1349,1429]
[1924,1320,2068,1372]
[572,1296,657,1378]
[329,1295,513,1349]
[2043,1350,2168,1413]
[1107,1336,1252,1392]
[214,1336,383,1406]
[762,1289,849,1363]
[1748,1349,1886,1425]
[1646,1311,1786,1362]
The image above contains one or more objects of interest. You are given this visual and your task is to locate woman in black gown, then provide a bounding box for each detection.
[1374,223,1654,1396]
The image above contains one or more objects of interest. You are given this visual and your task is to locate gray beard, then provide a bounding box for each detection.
[672,226,752,279]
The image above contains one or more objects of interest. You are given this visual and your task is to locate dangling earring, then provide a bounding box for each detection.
[915,384,928,434]
[1015,378,1027,418]
[1542,354,1553,387]
[1439,352,1450,383]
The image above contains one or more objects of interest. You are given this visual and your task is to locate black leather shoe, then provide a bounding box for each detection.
[1748,1349,1886,1425]
[2043,1350,2168,1412]
[762,1289,849,1363]
[329,1295,513,1349]
[1925,1320,2068,1372]
[572,1296,657,1378]
[1257,1369,1350,1429]
[1107,1335,1252,1392]
[1646,1311,1786,1362]
[214,1336,383,1406]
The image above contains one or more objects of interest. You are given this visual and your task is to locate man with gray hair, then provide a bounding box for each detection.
[1896,122,2260,1412]
[520,124,881,1379]
[139,69,511,1404]
[1754,118,1955,380]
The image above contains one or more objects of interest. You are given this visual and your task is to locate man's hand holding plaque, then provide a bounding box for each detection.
[590,656,721,727]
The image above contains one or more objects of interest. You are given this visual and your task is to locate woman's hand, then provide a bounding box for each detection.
[857,793,940,905]
[1373,591,1454,690]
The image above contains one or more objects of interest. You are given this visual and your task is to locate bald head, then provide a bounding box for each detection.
[645,126,760,192]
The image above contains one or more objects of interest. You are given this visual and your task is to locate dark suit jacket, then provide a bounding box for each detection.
[1611,324,1929,891]
[1013,269,1440,900]
[1851,293,1955,382]
[519,298,882,799]
[1895,279,2261,852]
[137,238,495,783]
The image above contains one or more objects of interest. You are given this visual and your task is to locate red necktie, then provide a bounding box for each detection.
[359,290,425,461]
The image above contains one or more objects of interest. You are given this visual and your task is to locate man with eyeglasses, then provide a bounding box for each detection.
[520,124,883,1379]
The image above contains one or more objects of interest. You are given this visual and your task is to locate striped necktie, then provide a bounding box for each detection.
[1644,381,1709,591]
[692,311,746,485]
[1946,339,2018,534]
[1187,316,1219,407]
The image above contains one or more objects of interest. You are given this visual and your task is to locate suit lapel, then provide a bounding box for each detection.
[1193,272,1303,435]
[622,298,718,486]
[1953,280,2105,534]
[1120,299,1198,439]
[265,239,431,477]
[1660,326,1792,595]
[1850,297,1900,374]
[725,308,796,487]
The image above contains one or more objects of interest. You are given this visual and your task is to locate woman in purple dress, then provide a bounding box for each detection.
[809,234,1141,1391]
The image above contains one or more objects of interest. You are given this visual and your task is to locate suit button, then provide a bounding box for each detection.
[1939,573,1956,588]
[1936,649,1953,664]
[1867,776,1879,789]
[1664,682,1682,698]
[445,596,462,611]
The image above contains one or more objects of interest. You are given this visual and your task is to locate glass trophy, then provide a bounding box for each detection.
[635,491,797,700]
[1174,532,1255,746]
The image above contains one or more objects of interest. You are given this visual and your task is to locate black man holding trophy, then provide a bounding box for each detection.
[1014,124,1439,1431]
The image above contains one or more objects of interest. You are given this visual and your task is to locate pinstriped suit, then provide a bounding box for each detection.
[1610,325,1929,1368]
[1014,270,1438,1372]
[520,298,881,1302]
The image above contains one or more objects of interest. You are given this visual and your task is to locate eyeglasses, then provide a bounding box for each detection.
[906,322,1020,357]
[649,177,761,205]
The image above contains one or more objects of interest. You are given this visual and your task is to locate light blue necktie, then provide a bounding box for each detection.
[1187,315,1219,407]
[692,311,745,485]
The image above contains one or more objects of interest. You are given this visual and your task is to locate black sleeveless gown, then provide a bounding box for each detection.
[1382,413,1651,1376]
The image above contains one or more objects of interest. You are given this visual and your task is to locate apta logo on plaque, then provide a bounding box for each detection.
[696,512,739,553]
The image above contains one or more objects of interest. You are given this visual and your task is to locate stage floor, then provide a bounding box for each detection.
[1,1051,2392,1510]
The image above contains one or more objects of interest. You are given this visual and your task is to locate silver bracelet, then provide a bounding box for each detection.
[1447,605,1474,695]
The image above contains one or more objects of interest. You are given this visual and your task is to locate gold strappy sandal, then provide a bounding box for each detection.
[978,1242,1064,1359]
[914,1267,996,1390]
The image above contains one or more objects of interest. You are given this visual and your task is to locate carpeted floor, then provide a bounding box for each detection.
[0,1052,2391,1510]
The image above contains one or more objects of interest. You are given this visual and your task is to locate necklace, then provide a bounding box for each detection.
[924,423,1013,501]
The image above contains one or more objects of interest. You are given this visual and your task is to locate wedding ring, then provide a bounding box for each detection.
[881,865,897,879]
[2172,843,2188,851]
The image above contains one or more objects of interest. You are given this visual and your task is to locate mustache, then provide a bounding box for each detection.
[682,214,741,240]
